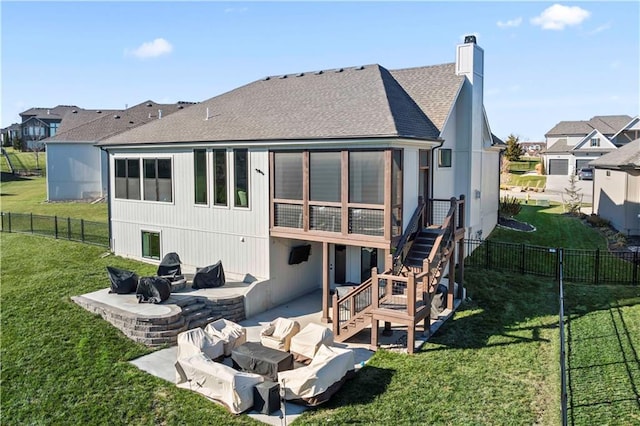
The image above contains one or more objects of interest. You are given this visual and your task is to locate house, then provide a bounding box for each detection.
[1,123,21,146]
[98,37,502,349]
[590,138,640,236]
[44,101,190,201]
[518,141,545,158]
[542,115,634,175]
[18,105,118,151]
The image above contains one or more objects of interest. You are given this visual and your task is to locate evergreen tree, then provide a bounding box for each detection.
[564,174,583,215]
[504,134,524,162]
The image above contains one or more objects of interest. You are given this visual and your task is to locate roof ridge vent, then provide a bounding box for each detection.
[315,70,323,75]
[264,76,271,81]
[296,72,304,77]
[279,74,288,79]
[114,115,120,119]
[335,68,344,73]
[356,65,365,70]
[146,102,153,107]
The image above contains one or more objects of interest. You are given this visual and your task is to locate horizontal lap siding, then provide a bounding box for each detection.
[110,148,271,278]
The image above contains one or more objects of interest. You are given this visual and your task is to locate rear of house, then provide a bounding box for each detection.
[99,37,501,319]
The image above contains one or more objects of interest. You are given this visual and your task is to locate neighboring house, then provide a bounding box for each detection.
[1,123,21,146]
[542,115,634,175]
[98,37,502,320]
[518,141,545,158]
[590,138,640,236]
[19,105,117,151]
[44,101,189,201]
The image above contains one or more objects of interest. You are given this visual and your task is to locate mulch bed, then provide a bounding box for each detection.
[497,216,536,232]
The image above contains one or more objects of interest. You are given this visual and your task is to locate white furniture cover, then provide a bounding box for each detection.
[290,323,334,363]
[278,344,355,406]
[177,328,224,361]
[260,317,300,352]
[205,319,247,357]
[175,352,264,414]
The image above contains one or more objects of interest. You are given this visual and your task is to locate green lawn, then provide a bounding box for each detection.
[0,176,107,222]
[490,205,608,249]
[1,146,46,172]
[2,233,638,424]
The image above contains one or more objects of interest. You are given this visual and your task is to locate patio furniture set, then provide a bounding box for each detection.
[174,317,356,414]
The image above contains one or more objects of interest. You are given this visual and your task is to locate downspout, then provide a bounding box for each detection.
[100,146,113,252]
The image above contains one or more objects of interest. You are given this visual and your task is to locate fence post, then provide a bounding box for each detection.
[8,212,11,233]
[54,216,58,239]
[594,248,600,285]
[485,240,490,269]
[81,219,85,243]
[30,213,33,234]
[67,217,71,240]
[521,243,525,274]
[633,250,638,286]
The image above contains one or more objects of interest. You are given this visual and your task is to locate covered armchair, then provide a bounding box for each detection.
[204,319,247,357]
[175,352,264,414]
[278,344,355,407]
[177,328,224,362]
[290,323,334,363]
[260,317,300,352]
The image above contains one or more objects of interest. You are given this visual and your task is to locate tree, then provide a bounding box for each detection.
[563,174,583,215]
[504,133,524,162]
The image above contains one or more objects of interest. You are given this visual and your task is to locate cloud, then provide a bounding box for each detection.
[126,38,173,59]
[531,4,590,30]
[589,22,611,35]
[497,17,522,28]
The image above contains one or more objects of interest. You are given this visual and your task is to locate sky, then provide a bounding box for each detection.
[1,1,638,141]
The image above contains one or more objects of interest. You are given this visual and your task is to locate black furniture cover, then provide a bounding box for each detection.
[136,276,171,304]
[106,266,139,294]
[430,283,448,319]
[231,342,293,382]
[157,252,182,278]
[192,261,225,289]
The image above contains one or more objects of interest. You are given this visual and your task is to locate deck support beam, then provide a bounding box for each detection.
[321,241,330,323]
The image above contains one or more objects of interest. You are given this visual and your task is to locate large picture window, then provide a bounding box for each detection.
[310,152,341,202]
[274,152,303,200]
[143,158,172,202]
[141,231,160,260]
[214,149,227,206]
[194,150,208,205]
[234,149,249,208]
[349,151,384,204]
[114,158,140,200]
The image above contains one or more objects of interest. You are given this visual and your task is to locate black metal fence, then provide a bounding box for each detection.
[465,239,639,285]
[0,212,109,248]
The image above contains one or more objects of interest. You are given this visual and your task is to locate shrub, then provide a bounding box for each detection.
[586,214,610,228]
[499,195,522,218]
[535,163,544,175]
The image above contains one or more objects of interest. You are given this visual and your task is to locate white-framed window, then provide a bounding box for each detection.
[234,149,249,208]
[438,148,452,168]
[141,230,160,260]
[214,149,228,206]
[114,158,141,200]
[143,158,173,202]
[193,149,208,205]
[590,138,600,147]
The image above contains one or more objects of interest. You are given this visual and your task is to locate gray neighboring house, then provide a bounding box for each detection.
[45,101,191,201]
[543,115,635,176]
[1,123,21,146]
[590,138,640,236]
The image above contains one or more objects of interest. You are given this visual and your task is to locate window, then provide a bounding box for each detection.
[141,231,160,260]
[213,150,227,206]
[349,151,384,204]
[234,149,249,207]
[310,152,341,202]
[438,149,452,167]
[50,122,59,137]
[194,150,207,205]
[274,152,303,200]
[114,159,141,200]
[143,158,172,202]
[590,138,600,147]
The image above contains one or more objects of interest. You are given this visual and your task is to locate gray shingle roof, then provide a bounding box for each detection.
[545,115,633,137]
[543,138,570,153]
[99,63,464,147]
[589,138,640,169]
[19,105,79,120]
[47,101,186,143]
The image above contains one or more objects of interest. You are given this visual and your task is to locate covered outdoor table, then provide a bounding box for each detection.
[231,341,293,382]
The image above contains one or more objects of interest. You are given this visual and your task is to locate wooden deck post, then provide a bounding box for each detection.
[322,241,330,323]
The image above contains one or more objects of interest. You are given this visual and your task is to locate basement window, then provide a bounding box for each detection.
[141,231,160,260]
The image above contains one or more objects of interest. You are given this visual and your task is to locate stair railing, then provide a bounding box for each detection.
[423,197,458,291]
[391,196,425,274]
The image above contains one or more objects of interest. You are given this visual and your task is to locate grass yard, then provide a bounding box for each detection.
[1,147,46,173]
[3,233,638,424]
[490,204,608,249]
[0,175,107,222]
